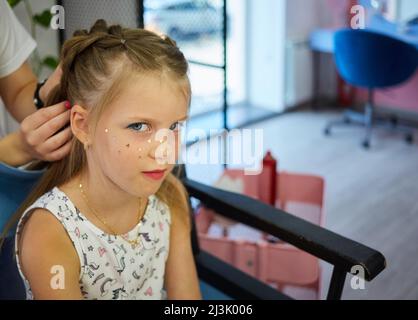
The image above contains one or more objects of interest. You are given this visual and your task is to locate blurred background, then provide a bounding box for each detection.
[3,0,418,300]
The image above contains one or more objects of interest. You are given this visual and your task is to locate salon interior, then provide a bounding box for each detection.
[1,0,418,300]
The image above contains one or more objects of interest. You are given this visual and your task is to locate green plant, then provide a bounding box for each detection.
[8,0,59,75]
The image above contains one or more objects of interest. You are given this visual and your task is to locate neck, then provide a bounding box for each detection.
[76,167,144,223]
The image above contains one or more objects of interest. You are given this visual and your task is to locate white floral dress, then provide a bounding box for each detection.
[15,187,171,300]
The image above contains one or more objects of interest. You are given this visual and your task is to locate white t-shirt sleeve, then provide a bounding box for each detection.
[0,0,36,78]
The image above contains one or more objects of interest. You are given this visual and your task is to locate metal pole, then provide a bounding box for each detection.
[138,0,144,28]
[223,0,228,169]
[326,267,347,300]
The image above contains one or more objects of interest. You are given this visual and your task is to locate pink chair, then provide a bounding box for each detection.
[219,169,260,200]
[194,169,326,299]
[234,240,258,277]
[198,234,235,265]
[276,171,325,228]
[258,241,321,300]
[195,204,215,234]
[259,171,325,299]
[196,208,258,277]
[196,208,234,264]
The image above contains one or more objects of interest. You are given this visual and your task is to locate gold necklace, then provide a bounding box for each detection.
[78,180,144,246]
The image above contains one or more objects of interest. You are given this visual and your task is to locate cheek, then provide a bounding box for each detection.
[104,131,150,167]
[100,129,182,169]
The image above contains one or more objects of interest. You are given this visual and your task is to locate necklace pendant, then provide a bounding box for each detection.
[130,239,139,247]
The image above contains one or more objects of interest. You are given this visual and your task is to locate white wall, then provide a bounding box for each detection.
[226,0,246,105]
[285,0,320,107]
[245,0,339,111]
[286,0,322,39]
[246,0,287,112]
[284,0,340,107]
[397,0,418,22]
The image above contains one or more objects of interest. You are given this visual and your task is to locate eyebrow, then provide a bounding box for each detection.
[127,115,189,123]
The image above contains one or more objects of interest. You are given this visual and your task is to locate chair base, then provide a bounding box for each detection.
[324,108,415,149]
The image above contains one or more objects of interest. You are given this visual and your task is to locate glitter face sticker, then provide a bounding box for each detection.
[102,124,180,166]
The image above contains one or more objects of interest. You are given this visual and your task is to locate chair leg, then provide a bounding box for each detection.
[324,88,415,148]
[405,133,414,144]
[324,120,346,136]
[362,103,373,149]
[343,109,368,124]
[372,119,415,145]
[324,109,364,136]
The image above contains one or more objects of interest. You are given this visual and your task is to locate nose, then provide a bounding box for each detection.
[151,143,178,165]
[146,139,168,162]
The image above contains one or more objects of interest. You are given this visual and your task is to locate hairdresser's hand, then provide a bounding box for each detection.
[17,101,73,164]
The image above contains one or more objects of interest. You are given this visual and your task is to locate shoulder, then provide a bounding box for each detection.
[30,188,74,218]
[18,207,80,273]
[17,208,81,299]
[19,205,72,239]
[155,195,191,235]
[18,188,80,270]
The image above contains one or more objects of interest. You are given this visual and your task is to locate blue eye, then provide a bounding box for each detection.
[127,122,151,132]
[170,121,185,131]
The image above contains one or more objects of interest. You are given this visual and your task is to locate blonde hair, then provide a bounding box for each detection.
[0,19,191,247]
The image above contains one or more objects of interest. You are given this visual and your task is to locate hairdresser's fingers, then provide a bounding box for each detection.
[31,109,71,145]
[38,126,73,155]
[44,139,72,162]
[22,101,70,131]
[18,101,70,163]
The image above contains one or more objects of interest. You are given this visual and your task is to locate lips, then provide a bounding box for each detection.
[142,169,167,181]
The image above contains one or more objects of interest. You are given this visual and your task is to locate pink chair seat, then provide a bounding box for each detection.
[195,168,325,300]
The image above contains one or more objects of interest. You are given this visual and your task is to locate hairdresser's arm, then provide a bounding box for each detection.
[18,208,84,300]
[0,62,62,122]
[164,208,202,300]
[0,131,33,167]
[0,62,37,121]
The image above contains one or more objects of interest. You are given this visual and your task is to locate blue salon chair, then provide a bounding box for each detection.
[324,29,418,148]
[0,162,44,299]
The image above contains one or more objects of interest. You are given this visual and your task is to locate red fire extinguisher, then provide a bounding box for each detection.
[258,151,277,207]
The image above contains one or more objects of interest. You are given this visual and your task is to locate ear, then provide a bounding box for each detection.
[70,104,90,145]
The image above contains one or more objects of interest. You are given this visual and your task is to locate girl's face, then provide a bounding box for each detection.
[87,73,189,198]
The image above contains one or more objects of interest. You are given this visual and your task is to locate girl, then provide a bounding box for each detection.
[4,19,201,300]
